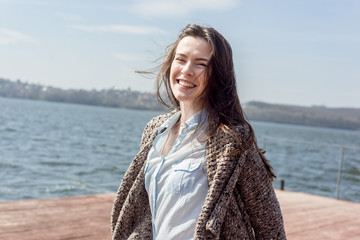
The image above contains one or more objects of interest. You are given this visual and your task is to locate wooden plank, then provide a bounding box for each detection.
[0,190,359,239]
[276,190,360,240]
[0,194,114,240]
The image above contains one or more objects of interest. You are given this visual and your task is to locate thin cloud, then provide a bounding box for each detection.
[113,53,143,61]
[56,12,82,21]
[0,0,58,7]
[71,24,166,35]
[130,0,238,18]
[0,28,32,44]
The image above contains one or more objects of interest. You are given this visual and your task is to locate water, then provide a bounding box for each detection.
[1,97,359,202]
[253,122,360,202]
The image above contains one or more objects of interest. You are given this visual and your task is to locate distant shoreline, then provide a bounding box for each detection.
[1,78,360,131]
[244,101,360,131]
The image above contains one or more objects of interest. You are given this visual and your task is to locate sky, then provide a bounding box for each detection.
[0,0,359,108]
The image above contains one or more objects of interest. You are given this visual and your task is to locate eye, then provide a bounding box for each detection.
[175,57,185,62]
[197,63,207,67]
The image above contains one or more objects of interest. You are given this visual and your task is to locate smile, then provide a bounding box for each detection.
[177,79,196,88]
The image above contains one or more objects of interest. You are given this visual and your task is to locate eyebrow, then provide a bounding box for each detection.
[176,53,208,62]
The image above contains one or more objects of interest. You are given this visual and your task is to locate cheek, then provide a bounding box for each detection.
[199,72,208,88]
[170,62,178,77]
[169,66,177,89]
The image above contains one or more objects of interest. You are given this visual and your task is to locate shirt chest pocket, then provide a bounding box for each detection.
[170,159,203,194]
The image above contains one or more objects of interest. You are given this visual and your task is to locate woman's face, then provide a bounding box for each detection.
[170,36,211,110]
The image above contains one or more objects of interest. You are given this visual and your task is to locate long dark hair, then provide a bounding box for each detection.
[156,24,276,180]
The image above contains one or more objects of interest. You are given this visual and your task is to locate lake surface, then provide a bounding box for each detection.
[1,97,359,202]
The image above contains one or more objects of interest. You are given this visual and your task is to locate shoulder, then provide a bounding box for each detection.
[210,121,252,149]
[146,109,178,131]
[233,122,251,140]
[140,109,178,146]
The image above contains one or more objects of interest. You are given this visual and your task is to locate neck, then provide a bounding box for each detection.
[179,101,203,127]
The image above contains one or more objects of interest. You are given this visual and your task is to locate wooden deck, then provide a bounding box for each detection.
[276,190,360,240]
[0,190,359,240]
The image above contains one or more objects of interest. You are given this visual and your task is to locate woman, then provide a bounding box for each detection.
[111,24,286,240]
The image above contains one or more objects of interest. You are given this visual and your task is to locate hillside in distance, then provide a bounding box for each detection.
[244,101,360,130]
[1,78,360,130]
[0,78,164,111]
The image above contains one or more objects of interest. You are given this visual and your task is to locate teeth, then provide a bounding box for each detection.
[178,79,195,88]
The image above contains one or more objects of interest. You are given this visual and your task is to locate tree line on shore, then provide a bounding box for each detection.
[244,101,360,131]
[1,78,360,130]
[0,78,164,111]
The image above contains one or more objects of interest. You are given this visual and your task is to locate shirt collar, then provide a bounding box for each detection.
[157,111,181,134]
[157,109,207,134]
[184,109,207,131]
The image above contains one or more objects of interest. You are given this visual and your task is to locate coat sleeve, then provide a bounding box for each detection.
[110,119,155,235]
[111,112,174,239]
[236,144,286,239]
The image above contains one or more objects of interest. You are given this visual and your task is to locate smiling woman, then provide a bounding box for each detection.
[169,36,211,117]
[111,24,286,240]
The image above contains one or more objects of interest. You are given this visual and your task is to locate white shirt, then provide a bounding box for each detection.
[144,110,209,240]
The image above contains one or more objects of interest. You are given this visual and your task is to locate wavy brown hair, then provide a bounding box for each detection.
[156,24,276,180]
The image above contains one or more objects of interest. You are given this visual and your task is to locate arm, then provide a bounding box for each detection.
[111,111,175,237]
[236,144,286,239]
[110,120,153,232]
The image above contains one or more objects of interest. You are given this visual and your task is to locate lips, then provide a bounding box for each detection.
[177,79,196,88]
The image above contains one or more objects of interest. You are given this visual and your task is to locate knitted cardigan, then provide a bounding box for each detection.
[111,110,286,240]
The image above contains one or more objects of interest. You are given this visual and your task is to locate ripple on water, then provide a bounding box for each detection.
[2,127,17,132]
[39,161,84,167]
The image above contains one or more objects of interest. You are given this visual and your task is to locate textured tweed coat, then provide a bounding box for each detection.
[111,110,286,240]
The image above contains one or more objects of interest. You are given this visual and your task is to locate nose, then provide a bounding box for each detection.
[181,61,194,77]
